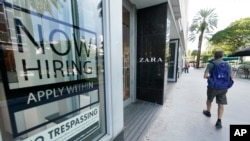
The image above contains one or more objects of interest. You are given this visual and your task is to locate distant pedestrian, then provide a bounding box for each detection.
[184,62,190,73]
[203,50,234,129]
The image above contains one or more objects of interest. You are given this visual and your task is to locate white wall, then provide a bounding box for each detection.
[101,0,124,140]
[109,0,124,135]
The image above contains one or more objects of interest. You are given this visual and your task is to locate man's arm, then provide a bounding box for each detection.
[229,65,234,79]
[204,72,209,79]
[204,63,211,79]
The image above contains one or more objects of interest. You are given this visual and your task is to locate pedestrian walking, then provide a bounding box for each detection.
[184,62,190,73]
[203,50,234,129]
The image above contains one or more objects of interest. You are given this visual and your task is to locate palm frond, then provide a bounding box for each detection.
[188,8,218,42]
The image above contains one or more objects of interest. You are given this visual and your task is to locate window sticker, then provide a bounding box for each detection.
[0,0,105,140]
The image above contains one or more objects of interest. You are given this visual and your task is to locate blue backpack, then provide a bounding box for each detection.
[207,61,234,90]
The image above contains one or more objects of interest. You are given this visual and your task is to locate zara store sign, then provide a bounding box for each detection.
[138,57,163,63]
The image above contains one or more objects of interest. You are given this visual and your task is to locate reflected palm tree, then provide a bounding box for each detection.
[29,0,66,17]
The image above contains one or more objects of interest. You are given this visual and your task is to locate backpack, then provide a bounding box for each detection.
[207,61,234,90]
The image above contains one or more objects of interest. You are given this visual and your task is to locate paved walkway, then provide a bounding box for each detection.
[141,67,250,141]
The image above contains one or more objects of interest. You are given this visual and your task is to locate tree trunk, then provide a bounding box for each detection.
[196,30,204,68]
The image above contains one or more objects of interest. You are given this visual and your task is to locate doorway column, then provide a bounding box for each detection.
[136,3,168,105]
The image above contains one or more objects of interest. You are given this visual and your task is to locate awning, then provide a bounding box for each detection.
[207,57,239,62]
[228,47,250,57]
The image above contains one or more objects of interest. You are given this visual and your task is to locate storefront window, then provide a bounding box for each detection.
[0,0,106,141]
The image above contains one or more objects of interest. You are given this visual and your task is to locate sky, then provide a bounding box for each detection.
[187,0,250,51]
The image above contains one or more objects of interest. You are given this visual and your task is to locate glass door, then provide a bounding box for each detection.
[123,7,130,102]
[168,40,179,82]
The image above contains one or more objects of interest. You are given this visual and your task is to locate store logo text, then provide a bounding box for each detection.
[139,57,163,63]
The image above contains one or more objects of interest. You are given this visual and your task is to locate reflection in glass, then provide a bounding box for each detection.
[0,0,106,141]
[123,7,130,101]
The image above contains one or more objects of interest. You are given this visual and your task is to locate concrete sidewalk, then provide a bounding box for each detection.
[141,67,250,141]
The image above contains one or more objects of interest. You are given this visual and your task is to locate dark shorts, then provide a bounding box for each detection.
[207,86,228,104]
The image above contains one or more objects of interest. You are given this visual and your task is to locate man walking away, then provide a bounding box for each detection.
[203,50,234,129]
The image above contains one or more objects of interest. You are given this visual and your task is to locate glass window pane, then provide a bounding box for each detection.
[0,0,106,140]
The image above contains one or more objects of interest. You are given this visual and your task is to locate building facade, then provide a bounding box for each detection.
[0,0,188,140]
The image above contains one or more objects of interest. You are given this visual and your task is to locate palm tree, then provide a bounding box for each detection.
[189,8,218,68]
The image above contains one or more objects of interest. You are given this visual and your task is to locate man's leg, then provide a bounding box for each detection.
[206,100,212,112]
[215,103,224,129]
[203,87,214,117]
[203,100,212,117]
[218,104,224,119]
